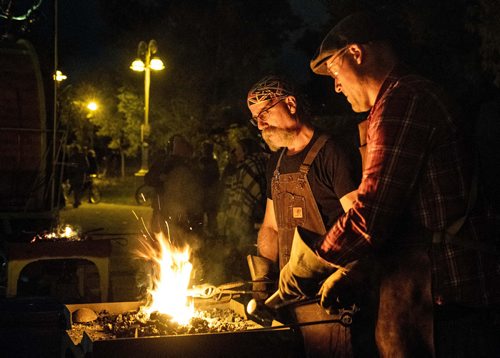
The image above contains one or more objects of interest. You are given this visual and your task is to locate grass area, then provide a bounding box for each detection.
[95,175,146,206]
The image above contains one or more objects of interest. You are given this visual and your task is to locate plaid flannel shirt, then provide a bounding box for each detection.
[318,64,498,305]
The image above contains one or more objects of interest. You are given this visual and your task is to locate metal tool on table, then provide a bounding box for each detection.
[188,256,280,300]
[188,281,271,301]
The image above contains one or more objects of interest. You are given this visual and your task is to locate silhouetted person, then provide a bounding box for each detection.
[220,138,269,281]
[86,149,99,176]
[222,138,268,254]
[217,145,238,236]
[145,135,203,243]
[198,141,220,236]
[66,144,89,208]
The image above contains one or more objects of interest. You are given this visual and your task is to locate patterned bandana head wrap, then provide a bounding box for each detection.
[247,75,295,106]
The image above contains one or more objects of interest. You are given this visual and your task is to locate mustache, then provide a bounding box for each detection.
[262,126,295,135]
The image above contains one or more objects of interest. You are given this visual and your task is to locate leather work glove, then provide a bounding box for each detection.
[278,226,337,301]
[247,255,277,302]
[319,258,379,315]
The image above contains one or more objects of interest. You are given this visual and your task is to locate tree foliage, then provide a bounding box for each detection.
[57,80,148,177]
[57,83,109,148]
[115,85,143,157]
[93,0,301,156]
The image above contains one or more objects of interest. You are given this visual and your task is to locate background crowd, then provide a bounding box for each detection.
[141,133,269,283]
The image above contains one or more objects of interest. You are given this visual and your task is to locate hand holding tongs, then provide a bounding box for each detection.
[263,290,359,326]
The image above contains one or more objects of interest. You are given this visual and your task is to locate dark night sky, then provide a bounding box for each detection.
[7,0,496,120]
[57,1,113,81]
[53,0,329,84]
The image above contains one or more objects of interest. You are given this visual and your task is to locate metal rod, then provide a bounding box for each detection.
[252,317,354,330]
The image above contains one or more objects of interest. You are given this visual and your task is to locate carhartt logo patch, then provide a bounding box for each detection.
[292,207,303,219]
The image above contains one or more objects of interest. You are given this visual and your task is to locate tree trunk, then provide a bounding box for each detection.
[120,148,126,178]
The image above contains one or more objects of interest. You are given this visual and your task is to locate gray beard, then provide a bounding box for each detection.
[262,127,297,151]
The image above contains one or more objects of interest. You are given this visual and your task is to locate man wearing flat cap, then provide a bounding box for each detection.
[278,12,500,357]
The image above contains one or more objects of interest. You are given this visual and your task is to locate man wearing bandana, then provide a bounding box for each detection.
[247,75,377,357]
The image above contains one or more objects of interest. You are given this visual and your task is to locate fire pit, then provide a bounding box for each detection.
[63,299,303,357]
[6,225,111,301]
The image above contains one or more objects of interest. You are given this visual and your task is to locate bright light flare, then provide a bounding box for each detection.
[130,59,145,72]
[63,225,74,237]
[150,57,165,71]
[136,232,195,325]
[87,101,98,111]
[53,70,67,82]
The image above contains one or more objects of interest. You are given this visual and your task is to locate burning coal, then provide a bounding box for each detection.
[30,224,81,243]
[78,306,252,339]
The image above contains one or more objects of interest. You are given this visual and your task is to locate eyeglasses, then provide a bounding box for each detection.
[326,47,349,79]
[249,97,285,127]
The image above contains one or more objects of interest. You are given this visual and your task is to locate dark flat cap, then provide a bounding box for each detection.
[310,12,390,76]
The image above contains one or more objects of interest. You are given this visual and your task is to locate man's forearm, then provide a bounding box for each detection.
[319,208,372,267]
[257,226,279,263]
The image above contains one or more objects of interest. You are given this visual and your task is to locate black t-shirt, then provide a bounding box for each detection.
[266,130,361,228]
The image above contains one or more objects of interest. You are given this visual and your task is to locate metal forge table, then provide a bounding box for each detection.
[6,240,111,301]
[63,300,303,358]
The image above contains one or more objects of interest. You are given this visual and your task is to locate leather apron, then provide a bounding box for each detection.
[272,134,354,357]
[358,119,435,357]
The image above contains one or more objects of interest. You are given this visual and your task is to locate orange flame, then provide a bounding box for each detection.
[136,232,195,325]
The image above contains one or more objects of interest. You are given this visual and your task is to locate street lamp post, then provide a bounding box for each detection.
[86,101,98,148]
[51,69,67,211]
[130,39,165,176]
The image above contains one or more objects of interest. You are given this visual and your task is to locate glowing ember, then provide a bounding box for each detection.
[31,224,81,242]
[136,232,195,325]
